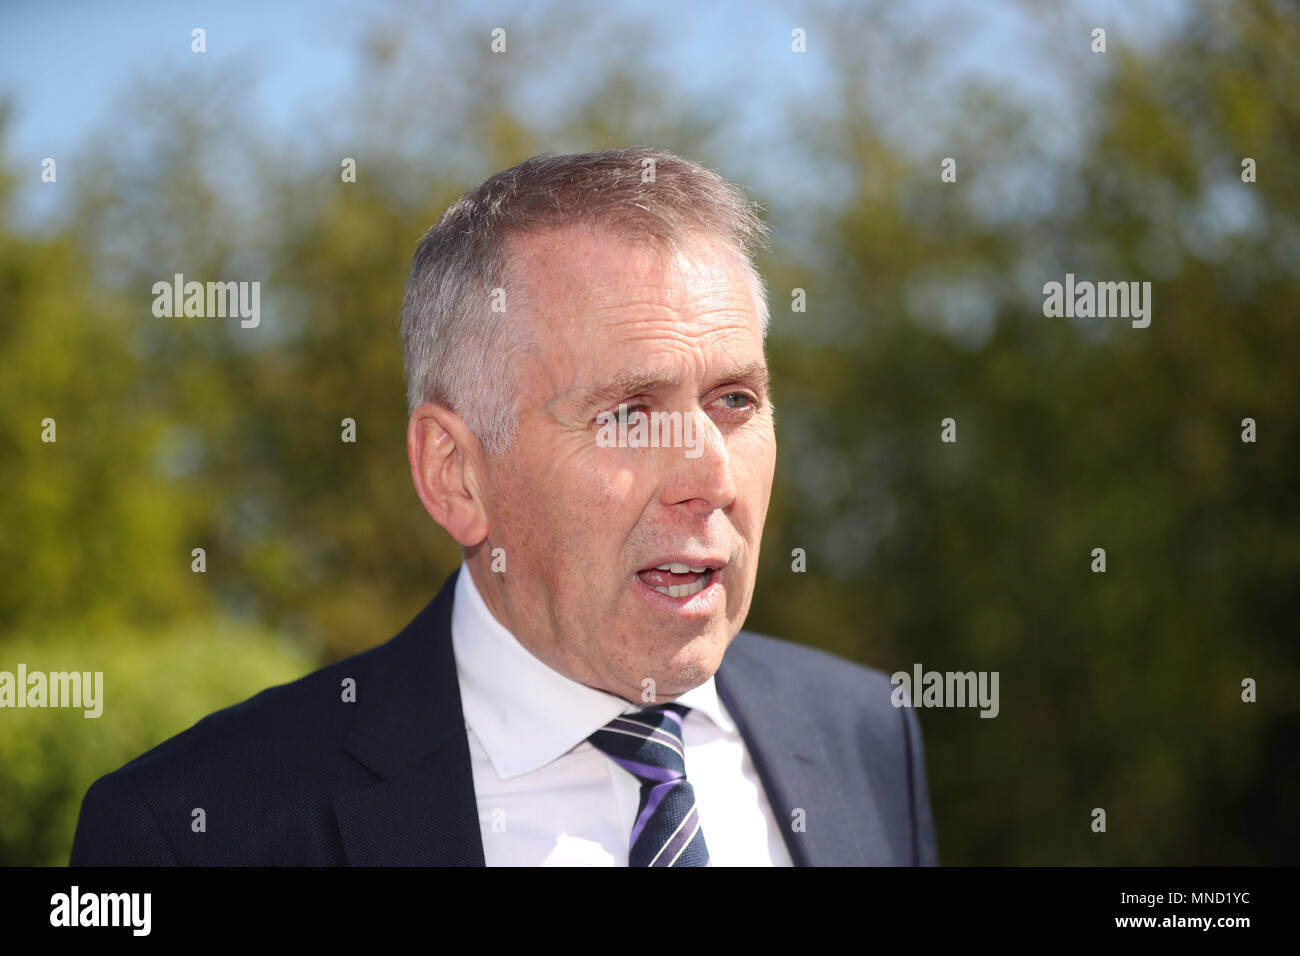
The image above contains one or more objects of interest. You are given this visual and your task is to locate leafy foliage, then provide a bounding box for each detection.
[1,0,1295,865]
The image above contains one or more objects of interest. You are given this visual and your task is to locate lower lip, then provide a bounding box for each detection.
[632,569,724,617]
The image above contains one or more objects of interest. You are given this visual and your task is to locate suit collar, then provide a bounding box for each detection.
[716,633,892,866]
[331,567,881,866]
[334,566,485,865]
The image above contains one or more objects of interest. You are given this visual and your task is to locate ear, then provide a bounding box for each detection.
[407,402,489,547]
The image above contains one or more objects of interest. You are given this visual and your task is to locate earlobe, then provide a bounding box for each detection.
[407,404,489,547]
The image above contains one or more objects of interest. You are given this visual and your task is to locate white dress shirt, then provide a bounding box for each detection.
[450,562,794,866]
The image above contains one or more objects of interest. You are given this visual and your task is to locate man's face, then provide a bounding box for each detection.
[468,224,776,702]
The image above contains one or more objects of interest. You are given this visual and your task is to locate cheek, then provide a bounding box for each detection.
[508,453,642,565]
[488,449,572,562]
[591,463,639,505]
[570,447,642,508]
[730,429,776,515]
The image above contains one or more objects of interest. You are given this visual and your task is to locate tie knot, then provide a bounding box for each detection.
[587,703,690,780]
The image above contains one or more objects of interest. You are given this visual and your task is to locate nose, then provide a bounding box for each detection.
[662,409,737,515]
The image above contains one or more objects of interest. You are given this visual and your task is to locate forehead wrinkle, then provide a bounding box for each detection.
[564,356,770,414]
[599,319,757,350]
[568,369,682,411]
[515,242,758,344]
[534,304,760,402]
[524,248,749,323]
[514,231,765,420]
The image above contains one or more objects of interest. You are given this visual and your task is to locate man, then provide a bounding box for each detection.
[71,148,938,866]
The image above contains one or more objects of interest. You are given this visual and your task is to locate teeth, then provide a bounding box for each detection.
[652,570,711,599]
[655,562,713,573]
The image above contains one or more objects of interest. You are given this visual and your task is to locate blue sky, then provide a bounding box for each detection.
[1,0,1187,224]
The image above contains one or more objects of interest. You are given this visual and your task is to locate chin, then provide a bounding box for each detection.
[656,634,729,694]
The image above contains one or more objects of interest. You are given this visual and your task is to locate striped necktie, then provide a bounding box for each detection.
[587,702,711,867]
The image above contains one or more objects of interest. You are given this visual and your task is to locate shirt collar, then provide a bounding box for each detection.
[450,561,736,780]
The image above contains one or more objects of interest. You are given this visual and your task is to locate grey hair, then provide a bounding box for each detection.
[399,147,771,457]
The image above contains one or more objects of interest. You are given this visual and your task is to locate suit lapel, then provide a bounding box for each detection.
[331,571,889,866]
[333,567,486,866]
[715,631,892,866]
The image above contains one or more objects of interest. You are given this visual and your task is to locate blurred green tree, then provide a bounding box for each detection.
[0,0,1295,866]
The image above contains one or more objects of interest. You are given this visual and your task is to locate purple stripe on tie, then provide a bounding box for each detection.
[629,780,678,847]
[652,804,699,867]
[606,756,679,784]
[605,719,683,752]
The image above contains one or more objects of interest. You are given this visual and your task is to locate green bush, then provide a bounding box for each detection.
[0,619,317,865]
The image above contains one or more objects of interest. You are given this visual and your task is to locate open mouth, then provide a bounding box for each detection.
[635,562,720,599]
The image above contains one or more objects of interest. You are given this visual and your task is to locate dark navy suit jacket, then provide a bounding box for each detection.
[70,567,938,866]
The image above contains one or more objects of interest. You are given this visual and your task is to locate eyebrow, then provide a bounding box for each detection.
[572,360,771,412]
